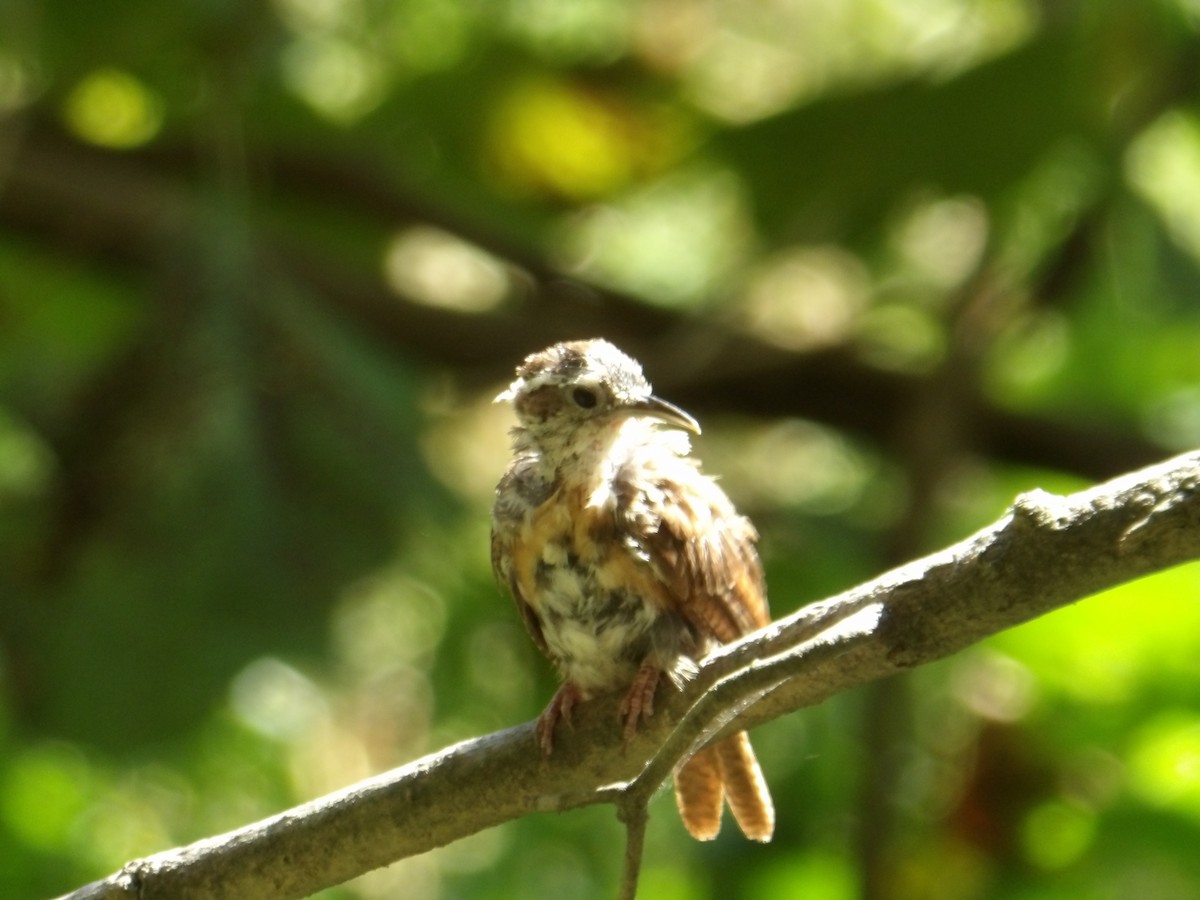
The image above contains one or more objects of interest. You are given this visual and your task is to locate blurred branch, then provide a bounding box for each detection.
[0,124,1171,483]
[57,450,1200,900]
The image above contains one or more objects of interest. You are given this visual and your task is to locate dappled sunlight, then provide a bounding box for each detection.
[1127,712,1200,822]
[500,0,630,63]
[640,0,1037,123]
[77,770,189,876]
[273,0,472,120]
[230,658,330,743]
[984,309,1073,404]
[1,742,100,856]
[281,35,387,122]
[891,195,990,291]
[486,76,691,201]
[1019,799,1097,870]
[1004,141,1103,273]
[421,385,517,502]
[699,418,877,516]
[61,68,162,149]
[332,572,447,672]
[383,226,511,312]
[951,650,1037,725]
[856,301,946,371]
[555,167,754,305]
[222,574,448,800]
[228,657,378,797]
[1127,110,1200,260]
[741,245,869,350]
[272,0,362,33]
[1145,385,1200,451]
[322,573,445,771]
[681,27,814,125]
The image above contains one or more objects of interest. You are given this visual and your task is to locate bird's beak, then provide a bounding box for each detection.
[627,394,701,434]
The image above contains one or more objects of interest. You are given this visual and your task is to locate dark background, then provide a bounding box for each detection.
[2,1,1200,897]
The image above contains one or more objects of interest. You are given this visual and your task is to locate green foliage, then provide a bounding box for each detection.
[2,1,1200,898]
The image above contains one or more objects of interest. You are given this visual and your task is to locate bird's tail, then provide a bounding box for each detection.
[673,731,774,842]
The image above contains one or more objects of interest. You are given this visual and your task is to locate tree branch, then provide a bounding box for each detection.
[57,451,1200,900]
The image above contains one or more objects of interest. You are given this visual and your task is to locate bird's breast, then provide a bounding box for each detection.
[513,483,670,693]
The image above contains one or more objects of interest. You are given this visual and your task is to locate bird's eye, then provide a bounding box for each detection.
[572,387,598,409]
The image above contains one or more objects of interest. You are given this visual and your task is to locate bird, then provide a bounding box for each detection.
[490,338,774,842]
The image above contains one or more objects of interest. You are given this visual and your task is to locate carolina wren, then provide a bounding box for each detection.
[491,339,774,842]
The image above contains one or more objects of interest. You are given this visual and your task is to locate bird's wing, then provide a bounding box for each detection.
[615,453,768,644]
[491,459,553,658]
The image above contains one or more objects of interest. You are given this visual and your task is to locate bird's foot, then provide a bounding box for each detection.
[535,680,584,756]
[618,663,661,746]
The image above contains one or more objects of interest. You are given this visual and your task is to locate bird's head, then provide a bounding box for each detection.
[497,339,699,453]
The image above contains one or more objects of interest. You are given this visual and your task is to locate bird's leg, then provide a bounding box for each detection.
[536,680,584,755]
[618,663,661,745]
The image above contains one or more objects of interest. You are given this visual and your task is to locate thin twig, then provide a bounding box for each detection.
[615,798,650,900]
[598,602,885,900]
